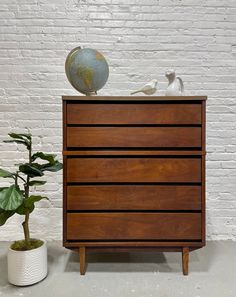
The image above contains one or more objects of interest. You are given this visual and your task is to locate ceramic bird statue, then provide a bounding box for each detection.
[130,79,158,95]
[165,69,184,96]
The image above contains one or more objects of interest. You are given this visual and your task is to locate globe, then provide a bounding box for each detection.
[65,47,109,95]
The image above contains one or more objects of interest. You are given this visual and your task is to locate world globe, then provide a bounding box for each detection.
[65,47,109,95]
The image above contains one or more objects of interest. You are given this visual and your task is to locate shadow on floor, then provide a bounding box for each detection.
[0,241,219,282]
[64,242,219,274]
[0,253,8,286]
[65,251,192,273]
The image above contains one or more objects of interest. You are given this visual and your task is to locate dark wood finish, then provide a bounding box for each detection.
[85,246,198,252]
[87,247,184,253]
[201,101,206,246]
[67,157,201,183]
[62,96,207,275]
[65,241,203,248]
[182,247,189,275]
[63,150,205,156]
[67,213,201,240]
[67,103,202,125]
[62,95,207,101]
[62,101,67,246]
[67,185,201,210]
[79,247,86,275]
[67,127,201,148]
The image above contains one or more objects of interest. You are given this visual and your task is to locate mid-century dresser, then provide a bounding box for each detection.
[62,96,207,275]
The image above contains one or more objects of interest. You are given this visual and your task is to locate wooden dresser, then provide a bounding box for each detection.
[62,96,207,275]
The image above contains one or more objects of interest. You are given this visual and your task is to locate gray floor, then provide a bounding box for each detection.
[0,241,235,297]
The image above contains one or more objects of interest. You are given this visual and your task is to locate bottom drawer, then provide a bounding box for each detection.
[67,213,201,241]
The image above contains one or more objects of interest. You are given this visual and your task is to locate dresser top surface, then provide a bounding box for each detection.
[62,95,207,101]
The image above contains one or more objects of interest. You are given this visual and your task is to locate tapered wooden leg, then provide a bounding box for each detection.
[79,247,86,275]
[182,247,189,275]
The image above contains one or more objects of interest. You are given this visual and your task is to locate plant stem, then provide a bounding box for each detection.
[22,139,32,249]
[17,173,27,184]
[29,142,32,163]
[22,208,30,247]
[14,174,18,186]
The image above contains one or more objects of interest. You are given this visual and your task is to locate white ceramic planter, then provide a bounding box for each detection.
[7,239,47,286]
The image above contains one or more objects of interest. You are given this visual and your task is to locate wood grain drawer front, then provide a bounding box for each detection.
[67,185,201,210]
[67,103,201,125]
[67,158,201,183]
[66,213,202,240]
[67,127,201,148]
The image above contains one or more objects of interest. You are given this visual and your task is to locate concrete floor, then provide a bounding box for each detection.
[0,241,235,297]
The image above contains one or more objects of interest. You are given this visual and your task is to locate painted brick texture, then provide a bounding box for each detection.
[0,0,236,240]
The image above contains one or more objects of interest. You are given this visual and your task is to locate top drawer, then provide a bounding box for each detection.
[66,103,202,125]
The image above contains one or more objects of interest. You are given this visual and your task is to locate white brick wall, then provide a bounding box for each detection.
[0,0,236,241]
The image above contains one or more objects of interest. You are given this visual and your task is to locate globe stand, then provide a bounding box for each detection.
[85,91,97,96]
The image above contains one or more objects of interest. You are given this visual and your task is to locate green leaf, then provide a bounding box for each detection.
[10,133,31,140]
[0,185,24,211]
[19,163,44,177]
[0,208,15,226]
[15,202,34,215]
[25,195,48,209]
[0,168,15,178]
[28,180,47,186]
[16,195,48,215]
[8,133,31,141]
[0,187,8,191]
[31,152,62,172]
[40,161,63,172]
[32,152,56,165]
[3,139,29,147]
[3,132,31,148]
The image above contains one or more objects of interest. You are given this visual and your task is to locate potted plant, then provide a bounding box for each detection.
[0,132,62,286]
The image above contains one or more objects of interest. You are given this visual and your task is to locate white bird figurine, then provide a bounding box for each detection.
[165,69,184,96]
[130,79,158,95]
